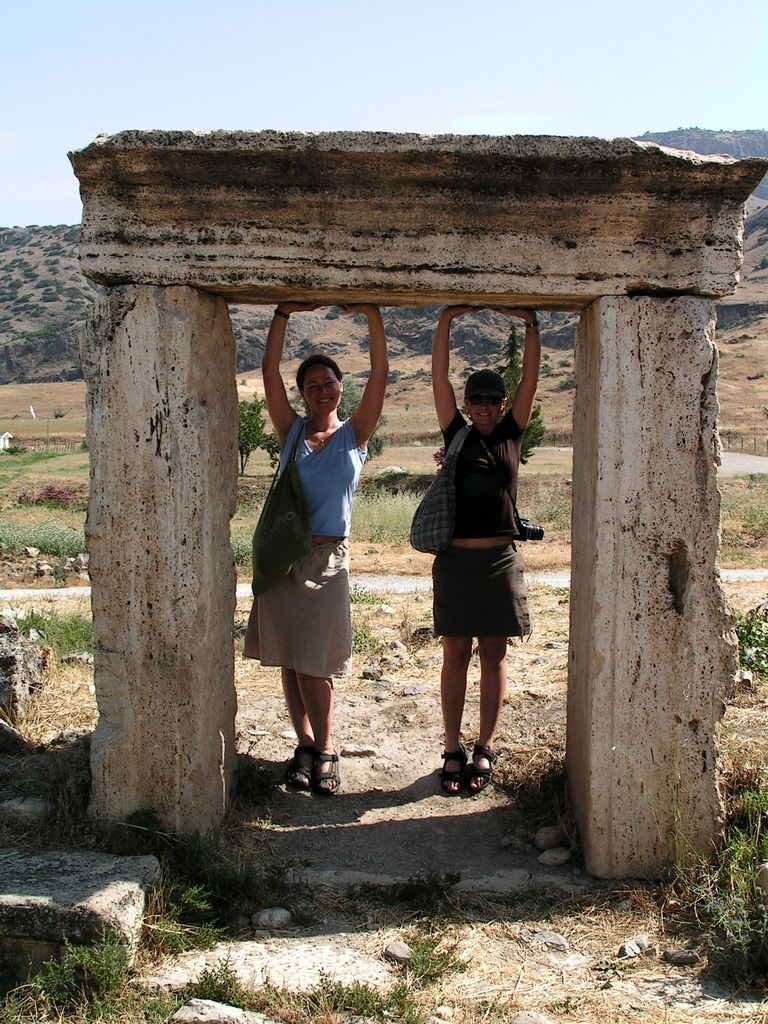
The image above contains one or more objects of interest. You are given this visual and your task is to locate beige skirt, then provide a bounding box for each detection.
[243,539,352,678]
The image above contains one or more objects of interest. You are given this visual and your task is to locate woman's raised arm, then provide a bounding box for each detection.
[342,304,389,449]
[261,303,319,444]
[431,306,477,431]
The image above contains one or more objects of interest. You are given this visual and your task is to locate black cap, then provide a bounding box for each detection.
[464,369,507,399]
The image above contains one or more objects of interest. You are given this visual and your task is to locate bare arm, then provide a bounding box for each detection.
[261,303,319,444]
[342,304,389,449]
[431,306,477,431]
[500,307,541,429]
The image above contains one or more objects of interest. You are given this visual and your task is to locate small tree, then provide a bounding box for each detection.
[500,324,545,464]
[338,377,386,460]
[237,398,278,475]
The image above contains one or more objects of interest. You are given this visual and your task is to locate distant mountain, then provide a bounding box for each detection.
[634,128,768,199]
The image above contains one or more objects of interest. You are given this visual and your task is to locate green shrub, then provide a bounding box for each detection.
[684,788,768,984]
[36,934,129,1012]
[0,519,85,558]
[734,604,768,678]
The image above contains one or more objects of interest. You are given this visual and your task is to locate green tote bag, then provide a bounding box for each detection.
[251,428,312,597]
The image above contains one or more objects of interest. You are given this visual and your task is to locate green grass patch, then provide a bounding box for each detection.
[352,490,420,544]
[14,609,93,659]
[0,516,85,558]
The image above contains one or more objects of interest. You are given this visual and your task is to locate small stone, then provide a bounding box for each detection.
[401,685,425,696]
[0,797,50,820]
[435,1007,454,1020]
[251,907,292,930]
[662,948,700,966]
[379,604,396,615]
[618,940,642,959]
[757,862,768,895]
[341,745,377,757]
[533,930,568,951]
[510,1012,556,1024]
[34,562,54,577]
[390,640,407,653]
[381,656,402,670]
[544,641,565,649]
[534,824,568,850]
[384,940,412,963]
[634,933,651,951]
[537,846,572,866]
[280,730,294,740]
[74,553,89,570]
[24,547,40,558]
[499,835,514,848]
[362,665,383,681]
[738,668,754,688]
[374,693,390,702]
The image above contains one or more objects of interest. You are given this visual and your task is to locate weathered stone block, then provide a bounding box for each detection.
[81,284,238,832]
[0,850,160,981]
[0,630,44,724]
[567,295,736,877]
[69,131,767,306]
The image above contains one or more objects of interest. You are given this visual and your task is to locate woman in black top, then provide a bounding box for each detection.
[431,305,541,794]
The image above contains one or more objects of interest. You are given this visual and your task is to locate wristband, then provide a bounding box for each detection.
[274,309,290,320]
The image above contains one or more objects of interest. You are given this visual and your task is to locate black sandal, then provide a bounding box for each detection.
[312,751,341,797]
[285,744,315,791]
[468,743,496,794]
[439,744,468,795]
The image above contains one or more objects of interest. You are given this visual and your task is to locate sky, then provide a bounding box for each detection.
[2,0,767,227]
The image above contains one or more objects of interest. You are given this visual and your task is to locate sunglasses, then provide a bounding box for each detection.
[467,393,503,405]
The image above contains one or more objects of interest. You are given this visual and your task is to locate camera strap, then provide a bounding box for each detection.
[477,436,526,537]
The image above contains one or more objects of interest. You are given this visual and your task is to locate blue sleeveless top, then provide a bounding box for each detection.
[279,417,367,536]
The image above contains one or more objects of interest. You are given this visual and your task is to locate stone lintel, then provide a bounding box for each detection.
[69,131,767,304]
[567,295,735,878]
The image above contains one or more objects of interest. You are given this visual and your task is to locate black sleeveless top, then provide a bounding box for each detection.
[443,409,523,539]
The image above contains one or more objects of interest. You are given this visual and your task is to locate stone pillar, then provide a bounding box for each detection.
[81,285,238,833]
[567,295,737,878]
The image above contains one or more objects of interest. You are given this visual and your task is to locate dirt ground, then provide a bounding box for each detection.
[6,556,768,1022]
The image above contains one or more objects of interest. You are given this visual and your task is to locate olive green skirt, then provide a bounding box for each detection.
[432,542,531,638]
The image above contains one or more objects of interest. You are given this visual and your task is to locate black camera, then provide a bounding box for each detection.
[516,516,544,542]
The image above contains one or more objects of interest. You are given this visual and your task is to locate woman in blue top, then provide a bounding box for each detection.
[431,305,541,795]
[244,302,388,796]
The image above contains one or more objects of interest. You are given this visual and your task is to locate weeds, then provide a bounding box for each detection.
[352,624,380,655]
[734,603,768,678]
[350,583,378,604]
[17,484,74,509]
[0,518,85,558]
[33,933,130,1013]
[14,608,92,659]
[675,788,768,985]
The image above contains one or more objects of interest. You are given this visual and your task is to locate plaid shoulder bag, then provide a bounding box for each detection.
[409,424,471,554]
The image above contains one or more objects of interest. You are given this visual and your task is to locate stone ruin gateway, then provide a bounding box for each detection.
[68,131,767,879]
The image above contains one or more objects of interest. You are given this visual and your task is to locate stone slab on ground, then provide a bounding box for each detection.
[171,999,281,1024]
[140,939,394,994]
[0,849,161,981]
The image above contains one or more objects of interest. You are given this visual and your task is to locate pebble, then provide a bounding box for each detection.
[537,846,572,866]
[510,1012,555,1024]
[534,824,568,851]
[374,693,390,702]
[383,940,412,963]
[618,939,642,959]
[379,604,395,615]
[362,666,383,681]
[662,948,700,966]
[390,640,407,653]
[401,685,425,696]
[251,907,292,930]
[24,547,40,557]
[341,745,377,757]
[532,930,568,951]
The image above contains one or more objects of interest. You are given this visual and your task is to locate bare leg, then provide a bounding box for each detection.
[440,636,473,792]
[280,668,315,781]
[469,636,507,791]
[294,672,335,753]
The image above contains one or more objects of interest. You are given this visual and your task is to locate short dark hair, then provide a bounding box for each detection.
[296,353,343,391]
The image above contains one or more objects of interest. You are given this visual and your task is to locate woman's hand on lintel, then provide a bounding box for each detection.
[274,302,322,315]
[336,303,381,317]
